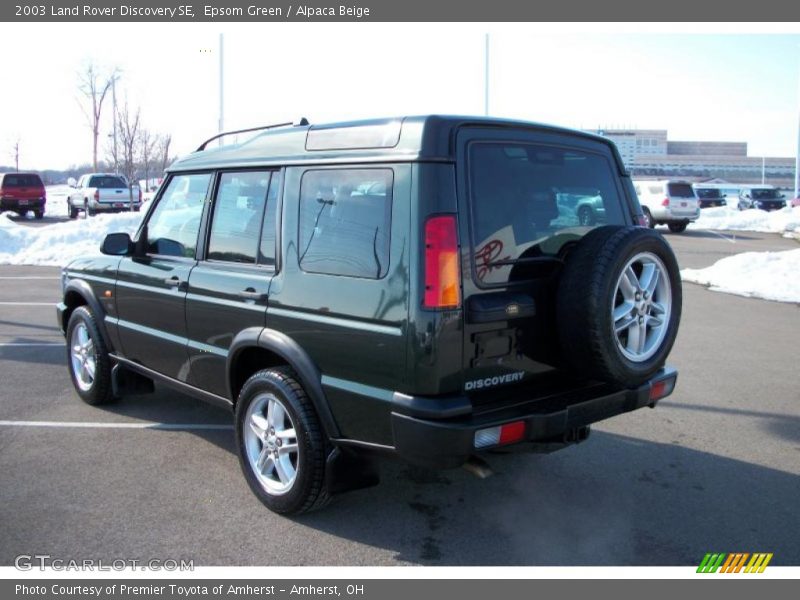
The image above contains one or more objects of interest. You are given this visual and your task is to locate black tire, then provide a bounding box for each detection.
[34,210,44,220]
[667,221,688,233]
[16,210,27,218]
[68,204,78,219]
[65,306,116,405]
[577,205,595,226]
[235,368,330,515]
[642,207,655,229]
[556,225,682,387]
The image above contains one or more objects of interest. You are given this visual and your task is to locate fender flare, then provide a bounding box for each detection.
[227,327,340,438]
[63,279,114,352]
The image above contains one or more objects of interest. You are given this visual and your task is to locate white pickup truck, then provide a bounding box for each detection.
[67,173,141,218]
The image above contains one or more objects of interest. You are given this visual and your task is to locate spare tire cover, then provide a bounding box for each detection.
[556,225,682,387]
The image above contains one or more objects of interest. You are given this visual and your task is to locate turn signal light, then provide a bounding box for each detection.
[423,215,460,309]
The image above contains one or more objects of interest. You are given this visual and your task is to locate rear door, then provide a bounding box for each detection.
[114,172,211,380]
[456,127,631,396]
[185,170,281,397]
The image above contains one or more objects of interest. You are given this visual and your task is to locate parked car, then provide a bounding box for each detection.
[737,186,786,211]
[67,173,141,218]
[57,116,682,514]
[693,185,727,208]
[633,179,700,232]
[0,172,46,219]
[556,188,607,226]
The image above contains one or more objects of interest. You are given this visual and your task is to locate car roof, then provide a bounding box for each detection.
[168,115,618,173]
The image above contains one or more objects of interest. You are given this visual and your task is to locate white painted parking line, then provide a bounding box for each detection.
[0,342,64,347]
[0,302,55,306]
[0,420,233,430]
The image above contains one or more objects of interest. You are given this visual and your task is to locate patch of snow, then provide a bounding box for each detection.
[681,249,800,303]
[45,184,71,216]
[690,205,800,234]
[0,211,143,267]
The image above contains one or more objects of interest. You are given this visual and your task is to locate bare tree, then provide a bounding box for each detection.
[157,134,173,174]
[77,62,119,171]
[116,101,141,208]
[11,137,20,171]
[138,128,157,190]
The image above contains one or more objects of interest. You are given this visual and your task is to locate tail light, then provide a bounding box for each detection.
[636,214,648,227]
[474,421,526,449]
[661,197,670,207]
[423,215,460,309]
[94,189,100,202]
[138,187,142,202]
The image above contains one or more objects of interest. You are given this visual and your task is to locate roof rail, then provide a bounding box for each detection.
[195,118,310,151]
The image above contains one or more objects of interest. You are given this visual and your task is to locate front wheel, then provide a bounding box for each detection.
[66,306,116,405]
[642,207,655,229]
[235,368,330,514]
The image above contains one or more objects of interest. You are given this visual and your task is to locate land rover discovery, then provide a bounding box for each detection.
[57,116,682,514]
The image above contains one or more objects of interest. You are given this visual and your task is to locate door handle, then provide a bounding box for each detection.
[238,288,267,301]
[164,276,182,286]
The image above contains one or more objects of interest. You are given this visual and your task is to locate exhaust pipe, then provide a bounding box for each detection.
[462,455,494,479]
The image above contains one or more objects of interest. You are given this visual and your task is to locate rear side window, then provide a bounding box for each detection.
[298,169,393,279]
[468,142,624,285]
[88,176,127,189]
[667,183,694,198]
[2,174,42,187]
[695,188,722,199]
[207,171,272,264]
[752,188,780,199]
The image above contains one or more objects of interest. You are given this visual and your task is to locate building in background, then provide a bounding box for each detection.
[593,128,796,189]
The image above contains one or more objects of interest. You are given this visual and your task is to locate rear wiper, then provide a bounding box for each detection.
[484,256,563,268]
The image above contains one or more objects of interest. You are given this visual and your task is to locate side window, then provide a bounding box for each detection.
[259,171,281,267]
[207,171,271,264]
[146,173,210,257]
[298,169,393,279]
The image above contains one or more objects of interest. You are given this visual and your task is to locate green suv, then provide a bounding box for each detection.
[57,116,682,514]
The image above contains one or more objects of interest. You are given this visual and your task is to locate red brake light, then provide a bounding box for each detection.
[661,197,670,207]
[94,189,100,201]
[423,215,460,309]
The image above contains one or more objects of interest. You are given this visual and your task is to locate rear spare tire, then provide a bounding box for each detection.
[556,225,681,387]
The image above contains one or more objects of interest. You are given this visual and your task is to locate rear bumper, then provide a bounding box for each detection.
[90,201,141,212]
[1,198,45,211]
[390,367,678,469]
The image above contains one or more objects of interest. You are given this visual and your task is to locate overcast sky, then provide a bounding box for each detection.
[1,23,799,170]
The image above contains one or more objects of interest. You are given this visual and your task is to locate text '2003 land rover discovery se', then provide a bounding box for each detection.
[57,116,682,514]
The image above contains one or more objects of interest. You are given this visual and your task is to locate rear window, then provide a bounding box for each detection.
[2,174,42,187]
[667,183,695,198]
[468,142,625,285]
[89,176,127,189]
[695,188,722,199]
[752,188,780,200]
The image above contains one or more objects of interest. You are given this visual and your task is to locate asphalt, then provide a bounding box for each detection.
[0,227,798,566]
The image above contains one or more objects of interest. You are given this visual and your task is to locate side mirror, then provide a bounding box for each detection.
[101,232,133,256]
[67,177,77,188]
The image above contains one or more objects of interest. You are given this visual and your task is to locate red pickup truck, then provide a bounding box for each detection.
[0,172,46,219]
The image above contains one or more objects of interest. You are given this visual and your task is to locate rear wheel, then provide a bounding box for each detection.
[557,225,682,386]
[66,306,116,405]
[667,221,688,233]
[235,368,330,514]
[577,205,595,226]
[34,210,43,220]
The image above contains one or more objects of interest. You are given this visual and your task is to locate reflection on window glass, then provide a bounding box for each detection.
[147,173,210,257]
[469,142,624,284]
[208,171,270,263]
[298,169,393,279]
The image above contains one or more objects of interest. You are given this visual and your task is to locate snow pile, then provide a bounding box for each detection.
[681,249,800,303]
[690,205,800,234]
[0,211,143,266]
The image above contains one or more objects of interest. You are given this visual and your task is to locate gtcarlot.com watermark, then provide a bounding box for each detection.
[15,554,194,571]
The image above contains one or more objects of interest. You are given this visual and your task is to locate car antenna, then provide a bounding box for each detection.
[195,118,311,151]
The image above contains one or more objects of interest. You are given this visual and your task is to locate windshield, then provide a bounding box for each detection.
[667,183,695,198]
[695,188,722,199]
[2,174,41,187]
[89,176,127,189]
[751,189,780,200]
[468,141,625,285]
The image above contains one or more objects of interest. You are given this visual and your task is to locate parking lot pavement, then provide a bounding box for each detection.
[0,231,798,566]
